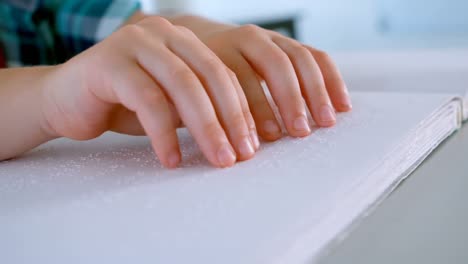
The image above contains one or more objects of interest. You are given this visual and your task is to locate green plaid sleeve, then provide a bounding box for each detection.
[0,0,141,67]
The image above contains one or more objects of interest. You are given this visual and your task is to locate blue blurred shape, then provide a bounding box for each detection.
[379,0,468,34]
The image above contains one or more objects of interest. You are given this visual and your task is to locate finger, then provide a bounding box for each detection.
[99,63,181,168]
[227,68,260,150]
[221,51,282,141]
[236,25,311,138]
[168,25,256,161]
[306,46,352,112]
[109,101,182,136]
[273,36,336,127]
[109,107,145,135]
[131,21,237,167]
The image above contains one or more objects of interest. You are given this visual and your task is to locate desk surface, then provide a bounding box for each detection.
[319,122,468,264]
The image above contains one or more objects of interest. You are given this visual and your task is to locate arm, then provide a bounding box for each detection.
[0,16,258,168]
[0,5,351,168]
[0,67,57,160]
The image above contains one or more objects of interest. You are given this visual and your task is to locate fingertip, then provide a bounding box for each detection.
[152,140,181,169]
[328,81,352,111]
[165,151,181,169]
[260,133,283,142]
[245,114,260,150]
[318,120,336,128]
[316,105,336,127]
[217,143,237,168]
[290,116,312,137]
[335,91,353,112]
[335,103,352,113]
[236,136,256,161]
[260,119,283,141]
[250,130,260,150]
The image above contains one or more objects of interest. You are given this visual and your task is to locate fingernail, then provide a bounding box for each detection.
[250,130,260,149]
[320,105,336,123]
[293,116,311,133]
[343,87,352,108]
[217,144,236,167]
[342,95,352,109]
[167,152,180,168]
[344,85,349,95]
[264,120,280,135]
[239,137,255,157]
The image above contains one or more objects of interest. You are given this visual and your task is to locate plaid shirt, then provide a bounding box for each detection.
[0,0,141,67]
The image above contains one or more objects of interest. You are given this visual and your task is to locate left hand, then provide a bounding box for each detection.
[131,13,352,142]
[197,23,352,141]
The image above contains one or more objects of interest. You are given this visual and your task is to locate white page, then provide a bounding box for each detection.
[0,92,459,264]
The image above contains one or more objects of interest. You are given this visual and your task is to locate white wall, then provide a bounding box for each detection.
[141,0,379,47]
[139,0,468,51]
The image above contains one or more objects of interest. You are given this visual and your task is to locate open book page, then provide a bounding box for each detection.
[0,92,461,264]
[334,50,468,119]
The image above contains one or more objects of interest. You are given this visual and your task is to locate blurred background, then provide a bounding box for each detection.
[140,0,468,51]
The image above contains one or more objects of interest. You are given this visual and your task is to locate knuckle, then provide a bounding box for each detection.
[200,56,227,79]
[308,88,329,104]
[324,74,345,86]
[139,16,172,28]
[290,44,311,58]
[176,25,196,37]
[211,67,228,83]
[316,89,331,100]
[206,60,228,81]
[170,67,198,84]
[293,93,307,105]
[203,121,223,139]
[119,24,145,39]
[265,48,290,65]
[201,56,222,70]
[314,80,328,93]
[243,109,255,125]
[141,89,166,106]
[226,69,238,80]
[229,112,248,130]
[240,24,262,36]
[314,49,331,61]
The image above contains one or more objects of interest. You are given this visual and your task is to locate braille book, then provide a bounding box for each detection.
[0,92,462,264]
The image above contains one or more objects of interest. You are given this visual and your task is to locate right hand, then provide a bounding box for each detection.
[41,16,259,168]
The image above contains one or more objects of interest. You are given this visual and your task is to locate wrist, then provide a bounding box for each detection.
[37,66,64,140]
[0,66,60,160]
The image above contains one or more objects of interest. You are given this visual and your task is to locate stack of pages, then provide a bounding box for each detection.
[0,91,462,263]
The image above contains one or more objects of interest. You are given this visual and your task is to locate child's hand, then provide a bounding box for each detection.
[1,13,351,169]
[42,17,259,168]
[165,15,352,141]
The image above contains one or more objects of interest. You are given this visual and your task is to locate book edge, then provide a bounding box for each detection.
[275,96,463,264]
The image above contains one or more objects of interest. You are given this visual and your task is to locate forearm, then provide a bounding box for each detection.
[0,67,58,161]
